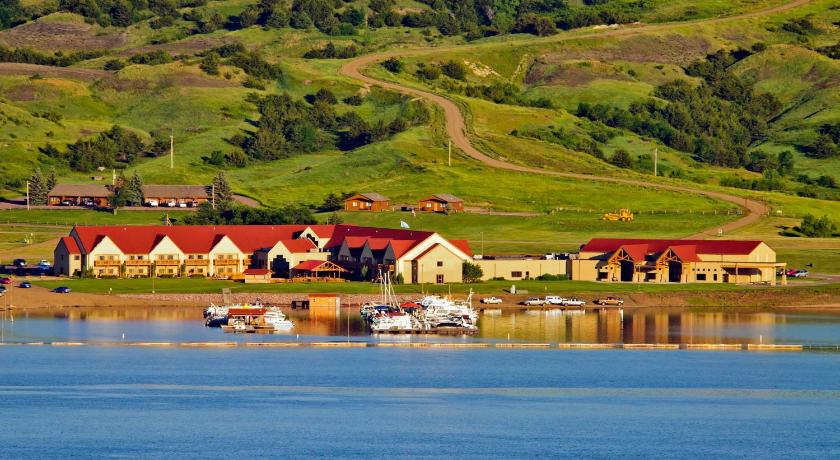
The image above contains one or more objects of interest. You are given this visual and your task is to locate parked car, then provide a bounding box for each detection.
[480,297,503,304]
[544,296,565,305]
[177,202,187,208]
[19,281,31,288]
[146,199,159,207]
[521,297,545,306]
[0,285,6,294]
[38,259,51,267]
[53,286,71,294]
[785,268,799,277]
[13,258,26,267]
[561,298,586,307]
[0,277,12,285]
[794,270,809,278]
[60,200,75,206]
[593,296,624,306]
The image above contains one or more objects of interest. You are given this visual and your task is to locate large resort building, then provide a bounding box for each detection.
[54,224,473,283]
[53,226,784,286]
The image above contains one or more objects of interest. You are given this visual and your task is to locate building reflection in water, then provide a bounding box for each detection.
[9,306,836,344]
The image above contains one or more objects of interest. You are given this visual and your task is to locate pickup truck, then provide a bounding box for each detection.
[544,296,564,305]
[521,297,545,306]
[561,298,586,307]
[593,296,624,306]
[480,297,503,304]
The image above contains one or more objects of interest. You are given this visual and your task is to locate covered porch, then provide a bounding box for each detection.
[290,260,348,282]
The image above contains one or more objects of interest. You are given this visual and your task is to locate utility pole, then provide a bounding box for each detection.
[170,134,174,169]
[654,147,658,177]
[448,140,451,167]
[25,181,30,211]
[211,183,216,209]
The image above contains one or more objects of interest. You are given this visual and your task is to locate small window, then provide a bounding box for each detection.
[713,274,718,281]
[437,261,443,267]
[696,274,707,281]
[436,274,444,284]
[352,202,358,207]
[511,271,523,278]
[74,255,80,261]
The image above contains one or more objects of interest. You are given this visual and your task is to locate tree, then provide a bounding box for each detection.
[610,149,633,168]
[440,60,467,80]
[28,168,48,205]
[200,52,221,75]
[777,150,795,176]
[381,57,403,73]
[462,261,483,283]
[108,173,129,209]
[46,168,57,193]
[212,172,233,207]
[326,212,343,224]
[109,0,133,27]
[798,214,837,238]
[808,134,838,159]
[125,172,144,206]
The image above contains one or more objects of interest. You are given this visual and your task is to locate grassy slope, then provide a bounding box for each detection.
[0,1,838,271]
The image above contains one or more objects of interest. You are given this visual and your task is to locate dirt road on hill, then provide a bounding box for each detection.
[341,0,812,239]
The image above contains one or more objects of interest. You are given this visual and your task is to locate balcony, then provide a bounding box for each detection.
[94,259,120,267]
[155,259,180,266]
[185,259,209,266]
[214,259,239,266]
[126,259,150,266]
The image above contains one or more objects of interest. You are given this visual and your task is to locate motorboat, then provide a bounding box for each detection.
[263,309,294,331]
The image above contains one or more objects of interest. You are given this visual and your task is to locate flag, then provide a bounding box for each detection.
[400,220,410,229]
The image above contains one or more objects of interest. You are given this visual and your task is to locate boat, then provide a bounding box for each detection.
[263,309,294,331]
[206,299,294,332]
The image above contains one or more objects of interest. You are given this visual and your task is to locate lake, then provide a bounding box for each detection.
[1,306,838,458]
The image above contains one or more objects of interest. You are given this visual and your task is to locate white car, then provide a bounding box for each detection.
[146,199,159,207]
[544,296,565,305]
[521,298,544,306]
[481,297,503,304]
[561,298,586,307]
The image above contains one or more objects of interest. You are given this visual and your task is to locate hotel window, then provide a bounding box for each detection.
[437,261,443,267]
[74,255,80,261]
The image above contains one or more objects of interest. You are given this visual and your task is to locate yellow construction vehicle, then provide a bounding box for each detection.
[602,209,634,222]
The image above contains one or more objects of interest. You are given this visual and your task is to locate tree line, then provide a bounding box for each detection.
[577,47,783,169]
[229,89,430,161]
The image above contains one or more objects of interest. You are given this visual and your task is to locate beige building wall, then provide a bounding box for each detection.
[405,244,464,284]
[148,236,184,277]
[53,244,81,276]
[87,236,124,277]
[476,259,567,281]
[208,236,243,278]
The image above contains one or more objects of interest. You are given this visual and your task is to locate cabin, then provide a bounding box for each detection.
[344,193,390,212]
[419,194,464,213]
[241,268,271,283]
[141,185,210,207]
[48,184,110,207]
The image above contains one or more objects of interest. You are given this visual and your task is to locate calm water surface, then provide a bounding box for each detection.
[0,347,838,459]
[2,306,839,458]
[2,306,839,345]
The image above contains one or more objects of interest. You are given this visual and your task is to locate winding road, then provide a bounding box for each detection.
[340,0,812,239]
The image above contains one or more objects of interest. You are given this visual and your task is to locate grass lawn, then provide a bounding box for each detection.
[31,277,774,296]
[332,210,737,254]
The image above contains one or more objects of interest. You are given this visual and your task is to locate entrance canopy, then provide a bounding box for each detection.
[291,260,348,279]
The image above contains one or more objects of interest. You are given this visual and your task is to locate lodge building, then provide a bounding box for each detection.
[53,224,473,283]
[570,238,786,285]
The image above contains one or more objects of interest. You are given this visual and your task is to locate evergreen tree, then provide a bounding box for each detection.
[46,168,58,193]
[610,149,633,169]
[108,173,129,209]
[212,172,233,207]
[125,172,144,206]
[28,168,48,205]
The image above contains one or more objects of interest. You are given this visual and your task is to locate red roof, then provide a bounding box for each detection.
[617,244,648,262]
[449,239,473,257]
[243,268,271,275]
[278,238,316,253]
[228,308,266,316]
[581,238,762,256]
[60,236,80,254]
[668,245,700,263]
[388,240,418,258]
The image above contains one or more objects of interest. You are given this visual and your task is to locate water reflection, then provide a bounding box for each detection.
[3,306,840,345]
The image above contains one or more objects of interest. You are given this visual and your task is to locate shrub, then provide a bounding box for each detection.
[462,261,483,283]
[797,214,837,238]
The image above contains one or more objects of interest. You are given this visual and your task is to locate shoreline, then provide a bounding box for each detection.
[4,286,840,311]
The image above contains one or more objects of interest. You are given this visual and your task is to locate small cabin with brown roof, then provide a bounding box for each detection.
[419,194,464,213]
[48,184,111,207]
[344,193,390,212]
